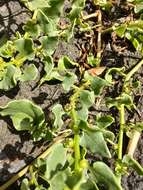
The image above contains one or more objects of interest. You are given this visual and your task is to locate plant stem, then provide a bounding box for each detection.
[74,132,80,171]
[125,59,143,82]
[70,81,90,171]
[117,104,125,182]
[118,105,125,160]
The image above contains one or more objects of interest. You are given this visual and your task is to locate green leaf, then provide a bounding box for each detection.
[94,0,112,9]
[76,90,95,122]
[0,100,45,140]
[52,104,65,129]
[62,72,77,91]
[106,93,133,109]
[80,131,111,158]
[115,24,127,38]
[44,143,67,179]
[105,67,125,84]
[77,106,89,121]
[12,113,33,131]
[80,90,95,108]
[0,65,21,90]
[36,0,64,35]
[80,179,99,190]
[123,155,143,175]
[45,0,65,19]
[0,41,15,58]
[15,38,35,60]
[24,19,40,37]
[92,162,122,190]
[40,56,54,84]
[87,53,98,67]
[40,56,65,84]
[21,0,50,11]
[49,171,67,190]
[66,171,83,189]
[69,0,86,20]
[96,115,115,129]
[102,130,115,142]
[77,90,94,120]
[20,64,38,82]
[84,71,108,95]
[39,36,58,56]
[21,178,30,190]
[134,3,143,13]
[58,56,78,71]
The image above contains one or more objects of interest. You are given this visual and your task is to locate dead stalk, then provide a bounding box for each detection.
[126,130,141,157]
[96,10,102,65]
[82,12,98,20]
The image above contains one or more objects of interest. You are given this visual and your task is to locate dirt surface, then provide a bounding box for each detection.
[0,0,143,189]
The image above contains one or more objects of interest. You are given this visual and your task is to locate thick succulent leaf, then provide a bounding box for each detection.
[21,178,30,190]
[24,19,40,37]
[15,38,35,60]
[92,162,122,190]
[94,0,112,9]
[40,56,54,84]
[77,106,89,121]
[40,56,65,84]
[96,115,115,129]
[134,3,143,13]
[0,65,21,90]
[80,131,111,158]
[52,104,65,129]
[58,56,78,71]
[66,171,84,189]
[106,93,133,109]
[115,24,127,38]
[62,72,77,91]
[21,0,50,11]
[0,99,45,131]
[20,64,38,82]
[105,67,125,84]
[39,36,58,56]
[49,171,67,190]
[84,71,108,95]
[80,179,99,190]
[12,113,33,131]
[80,90,95,108]
[77,90,95,121]
[44,143,67,179]
[49,168,85,190]
[102,130,115,141]
[123,155,143,175]
[69,0,86,20]
[0,41,15,58]
[36,0,64,35]
[44,0,65,20]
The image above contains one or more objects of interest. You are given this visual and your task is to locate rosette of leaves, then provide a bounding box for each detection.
[0,38,38,90]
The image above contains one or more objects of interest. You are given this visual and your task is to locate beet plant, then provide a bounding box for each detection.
[0,0,143,190]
